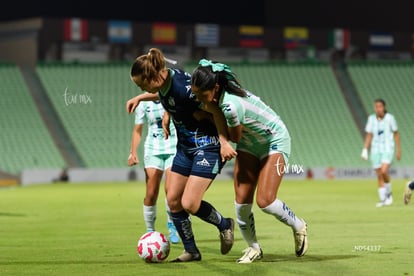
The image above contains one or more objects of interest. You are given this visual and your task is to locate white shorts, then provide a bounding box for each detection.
[144,154,175,171]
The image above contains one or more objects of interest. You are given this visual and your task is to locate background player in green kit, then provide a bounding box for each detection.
[128,99,180,243]
[361,98,401,207]
[190,59,308,264]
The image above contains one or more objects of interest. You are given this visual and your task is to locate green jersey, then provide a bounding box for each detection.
[219,91,290,154]
[135,101,177,156]
[365,113,398,153]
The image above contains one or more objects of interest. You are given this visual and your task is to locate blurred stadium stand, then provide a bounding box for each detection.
[0,16,413,182]
[185,62,366,167]
[0,64,65,174]
[36,62,138,168]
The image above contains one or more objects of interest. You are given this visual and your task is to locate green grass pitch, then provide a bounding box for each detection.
[1,179,413,275]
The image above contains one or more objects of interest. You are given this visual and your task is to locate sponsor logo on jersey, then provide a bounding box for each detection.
[196,158,210,167]
[222,103,232,112]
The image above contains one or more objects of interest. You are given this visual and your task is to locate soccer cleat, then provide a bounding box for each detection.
[236,247,263,264]
[170,250,201,262]
[384,193,393,206]
[219,218,234,254]
[404,182,412,205]
[294,219,308,257]
[167,222,180,244]
[375,201,386,207]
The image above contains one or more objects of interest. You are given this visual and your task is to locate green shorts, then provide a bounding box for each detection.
[143,153,175,171]
[237,135,291,164]
[370,151,394,169]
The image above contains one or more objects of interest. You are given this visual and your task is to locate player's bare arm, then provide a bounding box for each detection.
[394,131,401,160]
[128,124,143,166]
[361,132,372,160]
[126,92,160,114]
[201,102,237,162]
[162,111,171,139]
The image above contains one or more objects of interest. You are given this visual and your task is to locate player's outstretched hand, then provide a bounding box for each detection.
[361,148,368,160]
[126,96,140,114]
[128,153,139,166]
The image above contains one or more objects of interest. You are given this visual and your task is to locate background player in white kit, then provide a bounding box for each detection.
[361,98,401,207]
[128,99,180,243]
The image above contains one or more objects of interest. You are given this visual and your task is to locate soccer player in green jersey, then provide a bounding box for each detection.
[128,99,180,243]
[361,98,401,207]
[190,59,308,263]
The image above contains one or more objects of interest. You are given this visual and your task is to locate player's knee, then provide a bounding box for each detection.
[256,195,276,209]
[166,195,181,212]
[181,198,198,215]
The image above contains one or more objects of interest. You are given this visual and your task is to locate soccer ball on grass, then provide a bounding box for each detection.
[137,231,170,263]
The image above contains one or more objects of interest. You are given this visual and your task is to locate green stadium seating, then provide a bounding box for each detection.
[348,62,414,166]
[36,62,140,168]
[0,64,65,174]
[185,62,366,168]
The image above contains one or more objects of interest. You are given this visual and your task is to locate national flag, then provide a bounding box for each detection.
[195,24,219,47]
[239,25,264,48]
[108,20,132,43]
[329,29,350,50]
[64,18,88,42]
[152,23,176,44]
[369,32,394,50]
[284,27,308,50]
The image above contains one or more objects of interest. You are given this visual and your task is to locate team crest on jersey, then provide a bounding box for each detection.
[168,97,175,107]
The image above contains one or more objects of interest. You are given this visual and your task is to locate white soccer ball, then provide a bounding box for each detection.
[137,231,170,263]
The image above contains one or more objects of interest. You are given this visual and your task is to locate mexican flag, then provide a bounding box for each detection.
[329,29,350,50]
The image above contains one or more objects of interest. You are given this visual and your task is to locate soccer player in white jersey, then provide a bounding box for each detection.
[128,99,180,243]
[190,59,308,263]
[361,98,401,207]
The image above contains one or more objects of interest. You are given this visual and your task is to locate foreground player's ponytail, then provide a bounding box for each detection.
[191,59,247,98]
[130,48,167,82]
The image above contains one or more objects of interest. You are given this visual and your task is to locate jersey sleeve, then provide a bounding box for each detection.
[135,103,146,125]
[390,114,398,132]
[221,100,244,128]
[364,116,373,133]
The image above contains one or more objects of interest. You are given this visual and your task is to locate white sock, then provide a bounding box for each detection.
[378,187,386,202]
[143,205,156,232]
[235,202,260,249]
[261,198,304,232]
[164,198,173,224]
[384,183,392,196]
